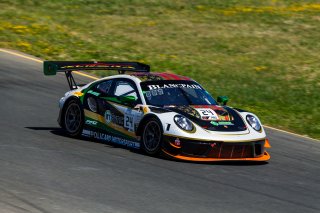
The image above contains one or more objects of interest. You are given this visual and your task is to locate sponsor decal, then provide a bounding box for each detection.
[147,83,202,90]
[158,89,164,95]
[124,109,143,132]
[145,91,152,98]
[211,121,219,126]
[174,138,181,146]
[210,143,217,148]
[124,112,134,132]
[82,129,140,149]
[85,120,98,126]
[151,90,157,96]
[108,103,143,131]
[87,90,100,96]
[144,89,165,99]
[61,64,135,70]
[104,110,112,123]
[195,108,219,121]
[219,121,234,125]
[105,111,124,126]
[103,107,143,132]
[210,121,234,126]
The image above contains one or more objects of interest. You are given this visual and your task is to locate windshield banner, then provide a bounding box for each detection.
[147,83,202,90]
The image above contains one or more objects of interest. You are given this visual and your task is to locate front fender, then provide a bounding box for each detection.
[155,111,267,142]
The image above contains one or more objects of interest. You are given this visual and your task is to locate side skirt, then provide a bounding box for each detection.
[81,126,140,149]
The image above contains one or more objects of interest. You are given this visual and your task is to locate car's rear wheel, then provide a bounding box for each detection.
[63,99,84,137]
[141,118,163,155]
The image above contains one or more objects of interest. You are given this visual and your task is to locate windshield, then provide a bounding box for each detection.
[140,80,217,106]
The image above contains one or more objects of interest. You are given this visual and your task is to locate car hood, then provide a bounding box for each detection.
[151,105,248,132]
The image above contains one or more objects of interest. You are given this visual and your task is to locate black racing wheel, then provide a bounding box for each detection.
[63,99,84,137]
[141,118,163,155]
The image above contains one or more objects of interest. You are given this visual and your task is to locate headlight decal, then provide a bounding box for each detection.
[174,115,195,132]
[246,115,262,132]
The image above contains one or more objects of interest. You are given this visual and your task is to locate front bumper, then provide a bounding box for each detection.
[162,135,270,162]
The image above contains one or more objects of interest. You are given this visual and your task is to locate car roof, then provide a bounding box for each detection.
[90,72,195,87]
[128,72,192,82]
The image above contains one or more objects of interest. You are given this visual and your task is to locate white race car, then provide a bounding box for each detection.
[44,61,270,162]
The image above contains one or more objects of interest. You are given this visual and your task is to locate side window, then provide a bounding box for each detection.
[96,80,113,95]
[113,80,141,104]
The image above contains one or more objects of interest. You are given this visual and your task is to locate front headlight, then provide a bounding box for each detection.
[246,115,261,132]
[174,115,194,131]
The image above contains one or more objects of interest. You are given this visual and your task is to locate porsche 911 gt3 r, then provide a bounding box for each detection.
[44,61,270,162]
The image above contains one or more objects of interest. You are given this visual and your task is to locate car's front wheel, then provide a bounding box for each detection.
[141,118,163,155]
[63,99,84,137]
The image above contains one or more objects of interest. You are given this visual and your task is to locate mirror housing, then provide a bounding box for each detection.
[217,96,229,106]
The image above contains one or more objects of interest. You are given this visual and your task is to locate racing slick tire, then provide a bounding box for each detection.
[62,99,84,137]
[141,118,163,155]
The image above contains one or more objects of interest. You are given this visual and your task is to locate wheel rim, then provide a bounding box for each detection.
[65,103,82,133]
[143,121,161,152]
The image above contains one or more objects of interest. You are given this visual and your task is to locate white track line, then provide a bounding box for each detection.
[0,49,98,80]
[1,48,319,142]
[263,125,319,142]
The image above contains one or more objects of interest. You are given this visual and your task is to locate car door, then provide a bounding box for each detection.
[109,79,143,134]
[84,78,142,138]
[83,79,114,127]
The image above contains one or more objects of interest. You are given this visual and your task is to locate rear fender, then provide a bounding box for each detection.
[57,96,81,127]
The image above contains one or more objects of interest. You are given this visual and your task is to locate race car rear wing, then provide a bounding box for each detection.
[43,61,150,89]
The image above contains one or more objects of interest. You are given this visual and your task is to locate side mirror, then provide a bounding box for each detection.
[118,96,137,106]
[217,96,229,106]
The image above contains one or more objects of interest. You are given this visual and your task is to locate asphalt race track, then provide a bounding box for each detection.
[0,50,319,213]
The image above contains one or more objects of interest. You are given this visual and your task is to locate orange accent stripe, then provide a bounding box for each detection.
[164,133,261,141]
[265,138,271,148]
[162,149,271,162]
[169,142,181,149]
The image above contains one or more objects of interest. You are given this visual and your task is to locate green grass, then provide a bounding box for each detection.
[1,0,320,139]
